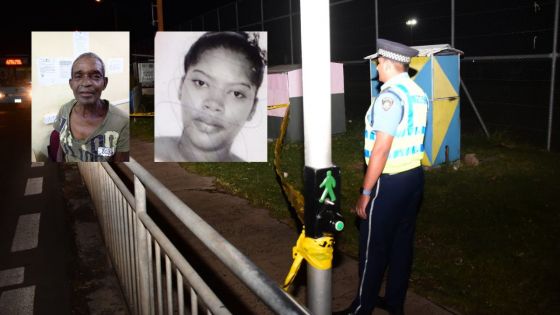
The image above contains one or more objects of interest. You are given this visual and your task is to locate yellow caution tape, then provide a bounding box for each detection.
[268,103,290,110]
[273,104,334,292]
[130,112,155,117]
[283,229,334,291]
[273,104,305,223]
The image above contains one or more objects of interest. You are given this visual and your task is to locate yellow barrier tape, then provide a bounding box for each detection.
[273,104,305,223]
[130,112,155,117]
[273,104,334,292]
[283,230,334,291]
[268,103,290,110]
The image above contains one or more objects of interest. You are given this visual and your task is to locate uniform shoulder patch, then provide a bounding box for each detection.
[381,97,394,111]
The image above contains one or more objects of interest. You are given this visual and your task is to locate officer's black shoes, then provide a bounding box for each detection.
[377,296,389,310]
[377,296,405,315]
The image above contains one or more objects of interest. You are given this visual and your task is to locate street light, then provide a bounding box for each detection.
[406,18,417,45]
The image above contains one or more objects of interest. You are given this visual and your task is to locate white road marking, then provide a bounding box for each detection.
[0,285,35,315]
[31,162,44,168]
[0,267,24,288]
[24,177,43,196]
[11,213,41,252]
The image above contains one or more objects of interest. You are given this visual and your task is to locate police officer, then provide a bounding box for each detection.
[338,39,429,315]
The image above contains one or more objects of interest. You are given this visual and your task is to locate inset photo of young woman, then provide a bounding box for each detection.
[154,32,268,162]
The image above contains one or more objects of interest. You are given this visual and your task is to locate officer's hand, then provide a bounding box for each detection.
[354,194,370,220]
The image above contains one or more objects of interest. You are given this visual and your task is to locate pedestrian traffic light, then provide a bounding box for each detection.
[304,166,344,238]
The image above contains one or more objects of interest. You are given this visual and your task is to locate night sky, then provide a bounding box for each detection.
[0,0,226,55]
[1,0,557,57]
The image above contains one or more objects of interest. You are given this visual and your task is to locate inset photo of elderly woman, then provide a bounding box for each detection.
[154,32,268,162]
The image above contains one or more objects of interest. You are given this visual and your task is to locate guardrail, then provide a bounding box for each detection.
[78,158,309,315]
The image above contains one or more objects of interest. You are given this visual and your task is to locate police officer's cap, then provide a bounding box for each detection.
[364,38,419,64]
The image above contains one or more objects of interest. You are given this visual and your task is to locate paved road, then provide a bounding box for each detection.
[0,101,72,315]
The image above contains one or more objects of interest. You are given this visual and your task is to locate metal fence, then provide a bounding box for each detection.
[78,159,309,315]
[167,0,559,151]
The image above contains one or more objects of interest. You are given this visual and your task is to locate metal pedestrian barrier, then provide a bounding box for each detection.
[77,158,309,315]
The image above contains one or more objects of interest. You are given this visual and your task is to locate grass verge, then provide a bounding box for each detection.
[130,116,154,142]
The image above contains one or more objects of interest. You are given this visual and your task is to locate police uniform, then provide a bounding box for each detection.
[348,39,429,315]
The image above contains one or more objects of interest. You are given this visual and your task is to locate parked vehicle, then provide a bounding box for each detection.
[0,55,31,104]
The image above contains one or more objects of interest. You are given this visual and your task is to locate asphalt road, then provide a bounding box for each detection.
[0,101,72,314]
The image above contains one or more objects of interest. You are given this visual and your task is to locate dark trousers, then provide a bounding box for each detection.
[350,166,424,315]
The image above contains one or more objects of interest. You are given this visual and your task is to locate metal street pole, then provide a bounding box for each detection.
[301,0,332,170]
[374,0,379,42]
[300,1,334,314]
[451,0,455,47]
[156,0,164,31]
[547,0,559,151]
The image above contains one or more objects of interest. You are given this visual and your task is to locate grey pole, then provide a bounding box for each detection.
[460,79,490,138]
[235,1,239,31]
[547,0,559,151]
[451,0,455,47]
[217,7,221,31]
[261,0,265,31]
[290,0,294,64]
[374,0,379,42]
[308,268,331,315]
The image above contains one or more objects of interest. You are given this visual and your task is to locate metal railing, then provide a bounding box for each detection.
[78,158,309,315]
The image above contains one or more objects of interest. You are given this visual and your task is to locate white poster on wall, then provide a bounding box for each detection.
[73,32,90,57]
[57,58,73,82]
[37,57,57,86]
[36,57,73,86]
[107,58,124,74]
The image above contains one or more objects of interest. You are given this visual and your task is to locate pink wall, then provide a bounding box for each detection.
[267,63,345,117]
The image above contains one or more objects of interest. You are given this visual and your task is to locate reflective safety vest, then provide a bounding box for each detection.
[364,81,429,174]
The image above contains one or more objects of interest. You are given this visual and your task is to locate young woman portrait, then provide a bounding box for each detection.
[154,32,267,162]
